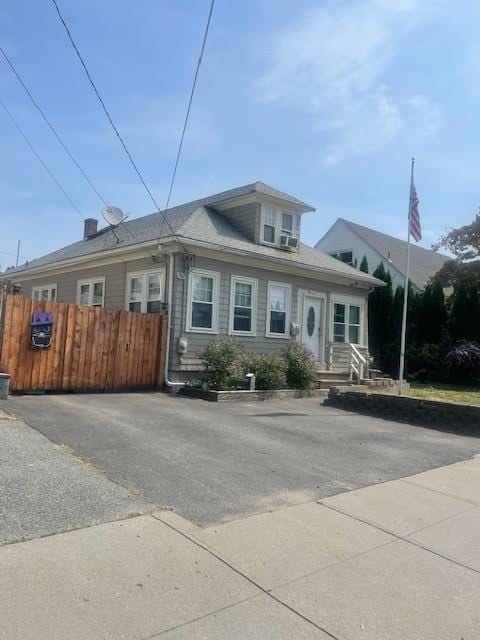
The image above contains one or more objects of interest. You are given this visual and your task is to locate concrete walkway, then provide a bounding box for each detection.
[2,456,480,639]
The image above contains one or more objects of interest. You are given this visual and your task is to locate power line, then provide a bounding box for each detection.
[0,95,84,219]
[159,0,216,238]
[51,0,215,248]
[50,0,164,212]
[0,45,108,207]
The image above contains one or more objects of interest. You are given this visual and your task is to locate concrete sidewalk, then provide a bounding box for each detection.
[2,457,480,639]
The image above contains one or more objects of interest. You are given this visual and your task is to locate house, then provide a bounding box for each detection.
[315,218,450,292]
[6,182,383,384]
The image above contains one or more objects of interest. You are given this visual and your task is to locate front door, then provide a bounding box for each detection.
[302,296,322,361]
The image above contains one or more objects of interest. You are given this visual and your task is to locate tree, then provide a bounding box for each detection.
[383,283,419,377]
[450,281,472,341]
[433,259,480,288]
[433,213,480,261]
[432,212,480,288]
[368,262,393,361]
[416,281,447,344]
[359,255,369,273]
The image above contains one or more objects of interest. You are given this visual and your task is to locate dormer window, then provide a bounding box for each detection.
[263,206,276,244]
[261,204,300,248]
[282,212,293,236]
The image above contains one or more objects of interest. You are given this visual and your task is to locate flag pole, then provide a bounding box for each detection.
[398,157,414,395]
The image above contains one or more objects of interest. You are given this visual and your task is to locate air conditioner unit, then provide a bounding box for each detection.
[287,237,299,249]
[280,234,289,247]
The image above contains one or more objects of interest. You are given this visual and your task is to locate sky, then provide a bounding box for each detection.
[1,0,479,269]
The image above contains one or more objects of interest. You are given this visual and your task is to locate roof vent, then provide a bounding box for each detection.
[84,218,98,239]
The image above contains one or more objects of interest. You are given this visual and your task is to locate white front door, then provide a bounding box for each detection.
[302,296,322,361]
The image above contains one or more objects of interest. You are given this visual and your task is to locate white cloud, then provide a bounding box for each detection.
[257,0,442,165]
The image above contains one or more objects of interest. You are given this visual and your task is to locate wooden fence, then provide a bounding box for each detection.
[0,294,167,392]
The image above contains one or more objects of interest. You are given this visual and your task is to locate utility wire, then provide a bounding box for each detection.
[0,46,108,207]
[158,0,216,238]
[0,95,84,218]
[51,0,215,249]
[50,1,166,214]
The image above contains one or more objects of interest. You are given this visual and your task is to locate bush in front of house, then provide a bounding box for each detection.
[200,338,318,391]
[200,338,245,390]
[241,352,287,390]
[283,342,317,389]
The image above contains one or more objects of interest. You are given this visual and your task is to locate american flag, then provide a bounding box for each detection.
[409,179,421,242]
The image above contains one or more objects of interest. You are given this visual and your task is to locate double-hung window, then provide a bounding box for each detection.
[333,302,361,344]
[187,269,219,333]
[281,212,293,236]
[32,284,57,301]
[229,276,257,335]
[263,206,277,244]
[266,282,291,338]
[77,278,105,307]
[126,270,164,313]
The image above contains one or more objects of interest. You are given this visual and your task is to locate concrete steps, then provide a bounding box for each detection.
[316,369,352,389]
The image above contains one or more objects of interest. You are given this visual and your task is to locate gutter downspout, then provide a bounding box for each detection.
[164,251,185,389]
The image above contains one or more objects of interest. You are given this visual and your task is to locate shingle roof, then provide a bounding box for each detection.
[339,219,450,289]
[6,182,379,286]
[177,207,380,284]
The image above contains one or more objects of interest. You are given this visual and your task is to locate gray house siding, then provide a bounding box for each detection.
[13,250,369,381]
[216,203,260,243]
[15,256,165,310]
[169,253,369,377]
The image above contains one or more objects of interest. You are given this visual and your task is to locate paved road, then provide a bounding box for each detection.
[4,393,480,526]
[0,409,151,544]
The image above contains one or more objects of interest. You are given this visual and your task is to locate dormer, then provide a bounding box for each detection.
[208,181,315,251]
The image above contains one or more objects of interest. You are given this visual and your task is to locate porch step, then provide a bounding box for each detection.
[315,369,350,381]
[316,370,352,389]
[317,379,353,389]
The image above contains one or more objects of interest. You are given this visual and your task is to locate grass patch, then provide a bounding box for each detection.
[374,382,480,406]
[406,383,480,406]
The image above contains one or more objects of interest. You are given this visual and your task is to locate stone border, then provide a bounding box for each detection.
[179,388,328,403]
[325,390,480,434]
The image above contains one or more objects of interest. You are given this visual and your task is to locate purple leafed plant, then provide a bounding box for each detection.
[445,341,480,381]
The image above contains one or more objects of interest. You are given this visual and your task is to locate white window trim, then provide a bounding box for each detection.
[281,212,294,236]
[329,295,365,346]
[76,277,106,307]
[266,281,292,339]
[32,283,57,301]
[125,268,166,313]
[260,204,299,247]
[228,275,258,337]
[186,268,220,334]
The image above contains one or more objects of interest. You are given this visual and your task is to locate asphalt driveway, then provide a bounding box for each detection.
[4,393,480,526]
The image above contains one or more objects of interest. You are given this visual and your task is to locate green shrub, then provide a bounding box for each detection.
[241,353,287,390]
[283,342,317,389]
[200,338,245,390]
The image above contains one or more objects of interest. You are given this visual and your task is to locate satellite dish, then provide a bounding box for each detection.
[102,206,128,227]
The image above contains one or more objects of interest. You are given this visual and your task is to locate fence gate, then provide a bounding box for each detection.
[0,294,167,392]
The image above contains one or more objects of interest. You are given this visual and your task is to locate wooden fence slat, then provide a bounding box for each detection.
[0,291,14,373]
[19,297,36,391]
[62,304,77,390]
[0,295,167,393]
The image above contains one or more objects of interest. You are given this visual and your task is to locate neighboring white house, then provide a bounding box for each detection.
[315,218,450,293]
